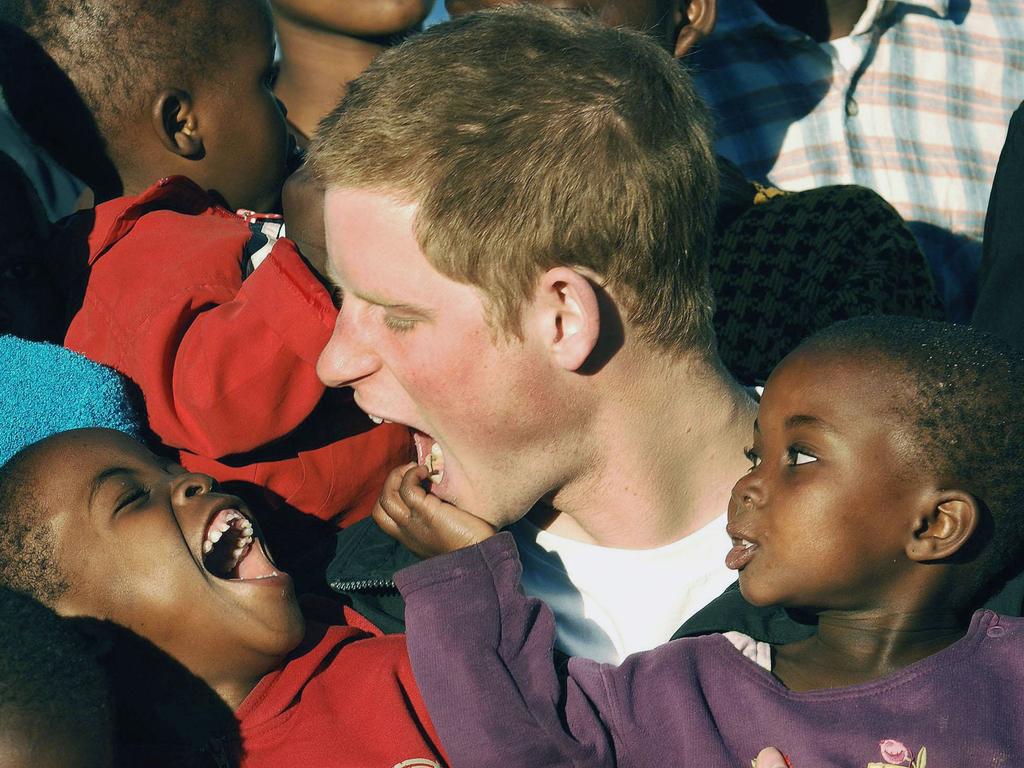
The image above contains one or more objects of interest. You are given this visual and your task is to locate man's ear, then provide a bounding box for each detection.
[533,266,600,372]
[907,491,978,563]
[150,88,203,158]
[673,0,717,59]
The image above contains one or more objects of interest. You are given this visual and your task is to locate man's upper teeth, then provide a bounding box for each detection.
[369,415,384,424]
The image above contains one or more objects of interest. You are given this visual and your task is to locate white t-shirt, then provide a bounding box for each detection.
[510,513,737,664]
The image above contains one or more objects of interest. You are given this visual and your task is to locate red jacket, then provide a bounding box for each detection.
[237,625,448,767]
[62,177,411,527]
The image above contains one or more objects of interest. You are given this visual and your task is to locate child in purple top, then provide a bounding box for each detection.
[379,315,1024,768]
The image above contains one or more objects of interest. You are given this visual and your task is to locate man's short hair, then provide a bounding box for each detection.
[801,316,1024,598]
[0,0,237,139]
[310,5,719,353]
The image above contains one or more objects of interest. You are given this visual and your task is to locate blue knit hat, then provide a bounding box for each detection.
[0,336,143,467]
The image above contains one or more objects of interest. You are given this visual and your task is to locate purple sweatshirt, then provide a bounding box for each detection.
[397,532,1024,767]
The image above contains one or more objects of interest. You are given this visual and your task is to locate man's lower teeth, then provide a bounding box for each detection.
[424,441,444,483]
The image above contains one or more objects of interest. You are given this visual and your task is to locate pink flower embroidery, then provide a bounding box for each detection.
[878,740,911,764]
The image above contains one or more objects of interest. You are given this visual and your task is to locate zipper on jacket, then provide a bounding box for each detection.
[330,577,397,593]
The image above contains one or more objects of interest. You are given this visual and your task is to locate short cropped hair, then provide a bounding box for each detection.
[801,316,1024,597]
[0,0,237,139]
[0,587,111,752]
[310,6,719,353]
[0,445,68,605]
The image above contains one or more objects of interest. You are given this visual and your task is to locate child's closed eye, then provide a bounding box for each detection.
[115,485,150,513]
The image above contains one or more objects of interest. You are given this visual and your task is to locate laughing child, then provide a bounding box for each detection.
[6,0,411,541]
[0,336,445,767]
[377,316,1024,767]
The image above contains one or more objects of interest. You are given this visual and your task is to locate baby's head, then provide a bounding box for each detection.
[0,587,112,768]
[2,0,291,211]
[728,316,1024,616]
[0,428,305,706]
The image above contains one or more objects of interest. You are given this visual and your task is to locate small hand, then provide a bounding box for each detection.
[373,463,497,558]
[281,163,329,278]
[752,747,792,768]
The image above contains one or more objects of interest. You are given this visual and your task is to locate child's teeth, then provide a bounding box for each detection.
[369,415,383,424]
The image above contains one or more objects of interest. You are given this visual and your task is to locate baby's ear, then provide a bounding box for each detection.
[150,89,203,158]
[907,491,978,563]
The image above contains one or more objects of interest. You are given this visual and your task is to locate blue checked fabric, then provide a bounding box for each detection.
[688,0,1024,321]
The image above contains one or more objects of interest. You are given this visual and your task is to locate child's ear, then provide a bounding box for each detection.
[150,89,203,158]
[532,266,601,373]
[907,491,978,563]
[673,0,717,59]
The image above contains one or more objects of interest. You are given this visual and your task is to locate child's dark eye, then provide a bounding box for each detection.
[743,447,761,471]
[786,447,817,466]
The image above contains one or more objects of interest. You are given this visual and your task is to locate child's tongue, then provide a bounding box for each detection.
[236,540,279,580]
[725,541,757,571]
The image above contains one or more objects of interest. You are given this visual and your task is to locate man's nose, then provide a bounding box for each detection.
[317,323,381,388]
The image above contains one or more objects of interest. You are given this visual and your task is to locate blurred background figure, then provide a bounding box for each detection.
[272,0,436,147]
[687,0,1024,323]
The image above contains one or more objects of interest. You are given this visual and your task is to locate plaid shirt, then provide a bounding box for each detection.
[688,0,1024,321]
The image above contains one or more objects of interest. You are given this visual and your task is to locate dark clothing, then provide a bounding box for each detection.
[327,516,419,634]
[398,533,1024,768]
[973,102,1024,350]
[329,518,1024,643]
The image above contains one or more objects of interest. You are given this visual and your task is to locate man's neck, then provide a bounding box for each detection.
[273,14,391,140]
[756,0,869,41]
[536,353,757,549]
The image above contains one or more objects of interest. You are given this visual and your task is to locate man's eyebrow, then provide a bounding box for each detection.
[338,283,434,317]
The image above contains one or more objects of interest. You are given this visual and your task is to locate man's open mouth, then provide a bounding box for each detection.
[201,508,280,581]
[364,410,448,489]
[412,430,445,485]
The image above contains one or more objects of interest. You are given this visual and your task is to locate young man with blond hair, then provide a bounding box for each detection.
[312,6,759,665]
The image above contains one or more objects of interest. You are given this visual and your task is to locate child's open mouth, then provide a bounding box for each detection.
[201,508,280,581]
